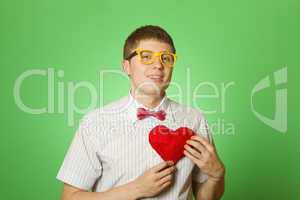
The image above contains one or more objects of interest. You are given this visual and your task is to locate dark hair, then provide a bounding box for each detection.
[123,25,176,60]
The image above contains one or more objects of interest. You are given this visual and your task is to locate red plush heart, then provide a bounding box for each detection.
[149,125,196,164]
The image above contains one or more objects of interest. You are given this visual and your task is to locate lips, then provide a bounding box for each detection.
[147,74,164,82]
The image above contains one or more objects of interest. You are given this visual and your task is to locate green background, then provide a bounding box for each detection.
[1,0,298,199]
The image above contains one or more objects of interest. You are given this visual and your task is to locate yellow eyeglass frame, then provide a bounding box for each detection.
[127,48,177,67]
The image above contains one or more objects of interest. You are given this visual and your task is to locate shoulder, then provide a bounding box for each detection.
[168,98,206,121]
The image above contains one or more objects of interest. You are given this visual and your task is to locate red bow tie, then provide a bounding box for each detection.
[137,107,166,121]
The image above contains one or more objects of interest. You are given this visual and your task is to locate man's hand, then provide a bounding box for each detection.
[184,135,225,181]
[60,161,176,200]
[132,161,176,198]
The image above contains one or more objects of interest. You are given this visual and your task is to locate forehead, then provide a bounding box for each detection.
[136,39,172,52]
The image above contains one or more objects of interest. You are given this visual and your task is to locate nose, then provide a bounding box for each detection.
[152,56,164,69]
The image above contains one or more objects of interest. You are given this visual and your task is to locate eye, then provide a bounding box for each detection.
[142,54,151,59]
[162,54,173,63]
[140,51,153,60]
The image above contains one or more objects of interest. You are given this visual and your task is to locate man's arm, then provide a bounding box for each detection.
[192,177,225,200]
[184,135,225,200]
[60,161,176,200]
[61,182,140,200]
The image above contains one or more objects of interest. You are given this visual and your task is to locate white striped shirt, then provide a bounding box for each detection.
[56,92,212,199]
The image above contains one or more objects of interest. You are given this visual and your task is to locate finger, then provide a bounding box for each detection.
[190,135,214,152]
[152,161,174,172]
[160,181,171,191]
[184,144,202,159]
[156,166,176,179]
[186,140,206,153]
[184,149,203,165]
[157,174,173,185]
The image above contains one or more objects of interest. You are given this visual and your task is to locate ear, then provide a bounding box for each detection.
[122,59,131,77]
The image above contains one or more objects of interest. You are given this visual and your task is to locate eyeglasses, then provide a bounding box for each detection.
[126,48,177,67]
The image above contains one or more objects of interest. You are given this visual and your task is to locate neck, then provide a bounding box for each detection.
[130,89,165,109]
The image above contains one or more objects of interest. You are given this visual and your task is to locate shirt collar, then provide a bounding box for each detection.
[126,90,174,124]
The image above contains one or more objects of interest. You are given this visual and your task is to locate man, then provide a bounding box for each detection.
[57,25,225,200]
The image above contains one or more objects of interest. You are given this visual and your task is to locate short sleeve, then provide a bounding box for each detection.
[192,117,213,183]
[56,116,102,190]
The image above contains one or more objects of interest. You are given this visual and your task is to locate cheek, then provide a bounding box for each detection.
[164,68,173,80]
[131,63,147,81]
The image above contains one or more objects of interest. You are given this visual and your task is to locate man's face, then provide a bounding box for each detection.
[123,39,174,97]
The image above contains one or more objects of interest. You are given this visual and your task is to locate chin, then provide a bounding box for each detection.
[134,82,166,96]
[136,82,165,95]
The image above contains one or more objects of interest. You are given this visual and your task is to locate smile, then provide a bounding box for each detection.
[147,75,164,82]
